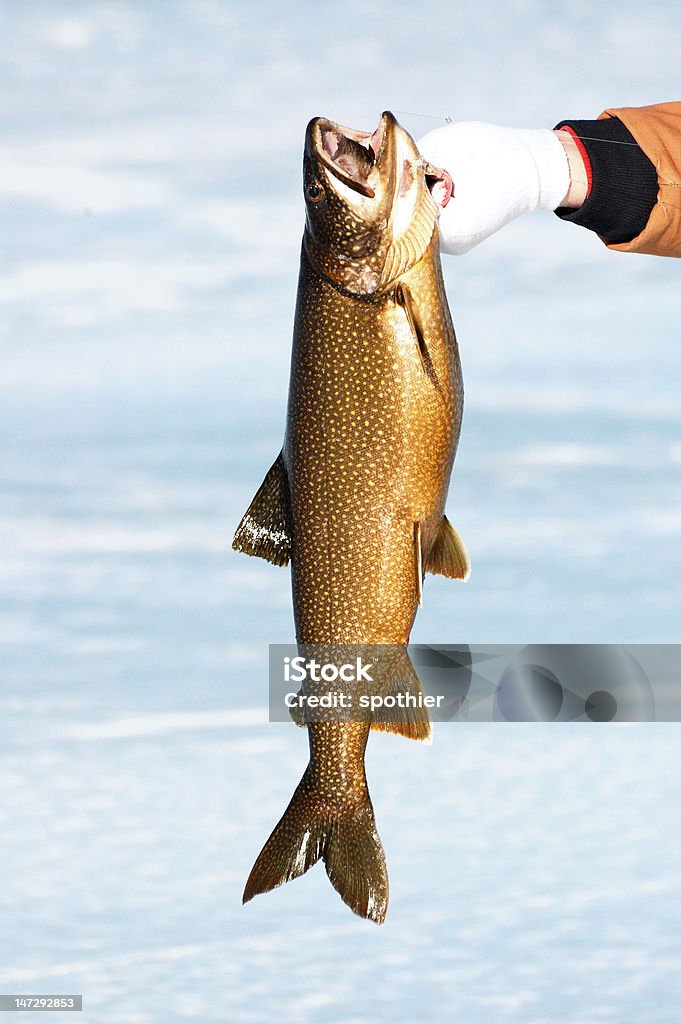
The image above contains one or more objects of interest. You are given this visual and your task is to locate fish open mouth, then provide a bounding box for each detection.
[314,114,453,208]
[317,120,383,199]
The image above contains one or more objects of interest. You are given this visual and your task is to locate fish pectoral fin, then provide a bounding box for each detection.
[425,515,471,581]
[232,452,292,567]
[395,282,429,370]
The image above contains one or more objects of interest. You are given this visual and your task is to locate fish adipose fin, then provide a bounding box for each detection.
[369,644,432,743]
[425,515,471,581]
[287,688,307,728]
[232,452,292,566]
[243,768,389,925]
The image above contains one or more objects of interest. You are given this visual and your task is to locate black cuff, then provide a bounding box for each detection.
[553,116,658,244]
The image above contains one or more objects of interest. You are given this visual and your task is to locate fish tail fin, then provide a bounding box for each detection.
[242,769,324,904]
[243,768,389,925]
[323,800,388,925]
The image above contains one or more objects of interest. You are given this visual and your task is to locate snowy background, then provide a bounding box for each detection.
[1,2,680,1021]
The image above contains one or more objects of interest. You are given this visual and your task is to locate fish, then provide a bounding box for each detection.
[232,110,469,924]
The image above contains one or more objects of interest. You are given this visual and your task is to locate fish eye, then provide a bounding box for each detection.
[306,179,325,203]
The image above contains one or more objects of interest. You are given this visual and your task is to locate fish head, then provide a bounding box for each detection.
[303,111,451,296]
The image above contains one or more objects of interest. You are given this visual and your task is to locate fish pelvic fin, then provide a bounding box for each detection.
[425,514,471,582]
[232,452,292,566]
[243,767,389,925]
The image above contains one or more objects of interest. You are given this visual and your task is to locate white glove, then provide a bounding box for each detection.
[417,122,571,254]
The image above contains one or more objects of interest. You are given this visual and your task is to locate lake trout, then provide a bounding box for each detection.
[233,110,469,924]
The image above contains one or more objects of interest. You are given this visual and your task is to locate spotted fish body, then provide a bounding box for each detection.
[234,111,469,924]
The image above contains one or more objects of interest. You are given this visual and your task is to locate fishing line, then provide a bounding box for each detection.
[555,135,640,146]
[393,110,642,146]
[393,109,452,122]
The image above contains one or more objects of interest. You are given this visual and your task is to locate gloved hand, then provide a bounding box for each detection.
[417,122,572,254]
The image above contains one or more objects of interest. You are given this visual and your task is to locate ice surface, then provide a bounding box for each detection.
[1,2,680,1021]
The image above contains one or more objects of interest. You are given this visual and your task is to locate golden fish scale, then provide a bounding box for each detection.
[284,239,462,647]
[305,720,370,810]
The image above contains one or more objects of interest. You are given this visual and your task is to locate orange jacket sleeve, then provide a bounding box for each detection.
[600,102,681,256]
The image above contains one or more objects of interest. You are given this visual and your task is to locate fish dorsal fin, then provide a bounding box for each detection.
[414,521,423,606]
[232,452,292,566]
[425,515,470,581]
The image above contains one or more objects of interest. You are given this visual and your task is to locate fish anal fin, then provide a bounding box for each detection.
[369,643,431,743]
[232,452,292,567]
[371,714,431,743]
[425,514,470,581]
